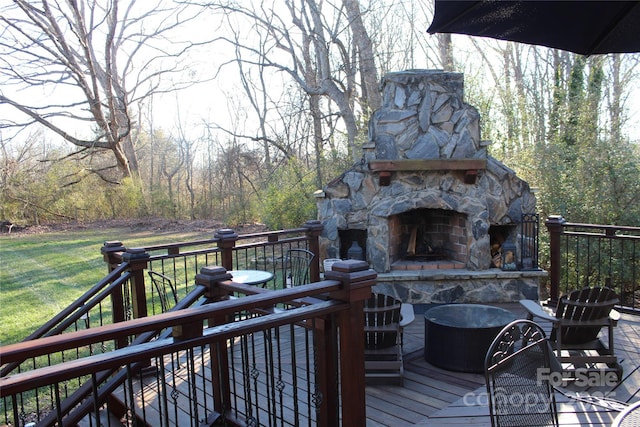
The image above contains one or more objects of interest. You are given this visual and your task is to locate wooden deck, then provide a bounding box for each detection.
[366,303,640,426]
[118,302,639,426]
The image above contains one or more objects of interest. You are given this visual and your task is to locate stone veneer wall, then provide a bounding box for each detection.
[315,70,546,304]
[372,269,546,304]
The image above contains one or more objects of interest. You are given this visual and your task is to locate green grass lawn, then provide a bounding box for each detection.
[0,226,213,346]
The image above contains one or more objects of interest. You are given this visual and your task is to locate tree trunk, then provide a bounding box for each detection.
[438,34,454,71]
[343,0,381,112]
[609,55,622,143]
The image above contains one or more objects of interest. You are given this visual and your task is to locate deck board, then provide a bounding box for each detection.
[388,303,640,427]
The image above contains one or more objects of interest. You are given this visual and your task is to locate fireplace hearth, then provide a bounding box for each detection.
[315,70,545,304]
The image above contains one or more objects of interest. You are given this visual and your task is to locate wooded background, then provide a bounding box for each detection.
[1,0,638,230]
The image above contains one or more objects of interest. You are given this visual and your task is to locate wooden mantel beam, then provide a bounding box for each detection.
[368,159,487,172]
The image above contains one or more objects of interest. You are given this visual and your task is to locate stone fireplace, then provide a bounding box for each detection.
[315,70,546,304]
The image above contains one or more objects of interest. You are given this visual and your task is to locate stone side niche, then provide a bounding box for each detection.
[315,70,546,304]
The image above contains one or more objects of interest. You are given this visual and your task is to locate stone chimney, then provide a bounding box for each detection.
[316,70,544,304]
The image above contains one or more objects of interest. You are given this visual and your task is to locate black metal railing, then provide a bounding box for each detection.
[0,262,374,427]
[546,216,640,311]
[1,222,323,377]
[1,220,375,426]
[106,220,323,297]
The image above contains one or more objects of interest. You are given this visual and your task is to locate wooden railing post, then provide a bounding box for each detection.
[545,215,566,304]
[303,219,324,282]
[324,259,376,427]
[101,240,125,273]
[214,229,238,270]
[101,241,127,337]
[195,266,234,420]
[122,248,150,320]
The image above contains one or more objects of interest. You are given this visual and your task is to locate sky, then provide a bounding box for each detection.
[1,1,639,155]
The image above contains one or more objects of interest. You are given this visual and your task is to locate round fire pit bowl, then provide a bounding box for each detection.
[424,304,517,373]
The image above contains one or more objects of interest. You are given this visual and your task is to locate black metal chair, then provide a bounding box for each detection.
[147,270,178,313]
[485,319,559,427]
[283,248,315,287]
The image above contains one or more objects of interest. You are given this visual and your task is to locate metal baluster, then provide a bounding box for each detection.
[289,323,300,426]
[249,328,260,426]
[186,347,199,427]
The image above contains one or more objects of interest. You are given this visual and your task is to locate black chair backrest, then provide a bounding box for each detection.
[554,286,619,344]
[283,249,315,287]
[485,319,559,427]
[364,293,402,350]
[147,271,178,313]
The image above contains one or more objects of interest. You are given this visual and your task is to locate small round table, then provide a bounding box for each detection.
[229,270,274,287]
[424,304,517,373]
[612,400,640,427]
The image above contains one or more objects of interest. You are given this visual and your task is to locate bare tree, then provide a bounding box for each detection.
[205,0,380,161]
[173,116,199,220]
[0,131,40,220]
[343,0,381,111]
[606,55,639,143]
[160,145,184,219]
[0,0,216,181]
[365,0,440,74]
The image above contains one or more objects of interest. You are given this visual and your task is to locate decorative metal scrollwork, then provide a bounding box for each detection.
[312,387,324,409]
[250,366,259,379]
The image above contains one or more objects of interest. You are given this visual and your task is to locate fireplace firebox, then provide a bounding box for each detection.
[391,209,467,266]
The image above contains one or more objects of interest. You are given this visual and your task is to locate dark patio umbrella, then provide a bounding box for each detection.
[427,1,640,55]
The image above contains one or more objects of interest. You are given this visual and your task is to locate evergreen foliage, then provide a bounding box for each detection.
[477,53,639,228]
[261,159,317,230]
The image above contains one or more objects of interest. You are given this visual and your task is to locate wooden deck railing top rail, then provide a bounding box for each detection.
[558,222,640,234]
